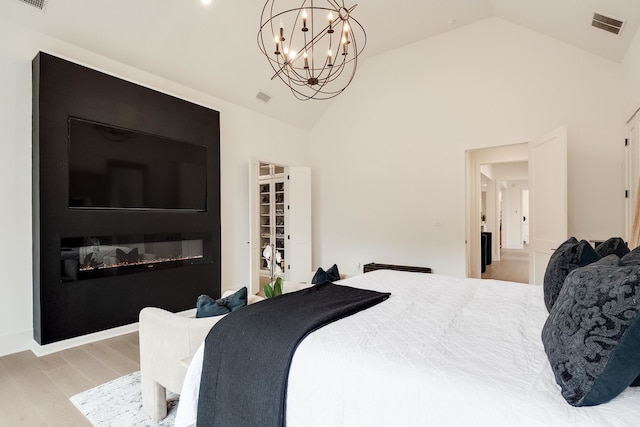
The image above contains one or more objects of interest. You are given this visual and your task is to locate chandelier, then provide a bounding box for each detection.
[258,0,366,100]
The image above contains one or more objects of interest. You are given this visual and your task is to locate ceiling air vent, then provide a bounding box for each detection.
[17,0,47,12]
[592,12,625,35]
[256,92,271,104]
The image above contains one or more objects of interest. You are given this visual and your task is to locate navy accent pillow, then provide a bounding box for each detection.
[312,264,340,285]
[595,237,629,258]
[312,268,328,285]
[196,287,248,318]
[543,237,600,312]
[326,264,340,281]
[541,262,640,406]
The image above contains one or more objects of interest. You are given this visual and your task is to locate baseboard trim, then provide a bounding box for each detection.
[1,307,198,358]
[0,330,33,358]
[30,322,140,357]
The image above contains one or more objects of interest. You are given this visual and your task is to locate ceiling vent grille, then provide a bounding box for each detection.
[256,92,271,103]
[17,0,47,11]
[592,12,624,35]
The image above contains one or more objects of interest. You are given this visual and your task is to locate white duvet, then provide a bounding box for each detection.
[176,270,640,427]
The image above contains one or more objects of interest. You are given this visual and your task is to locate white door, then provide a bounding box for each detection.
[625,117,640,244]
[528,126,568,285]
[285,166,312,282]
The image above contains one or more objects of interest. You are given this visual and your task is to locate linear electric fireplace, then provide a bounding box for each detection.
[61,232,212,281]
[32,53,221,345]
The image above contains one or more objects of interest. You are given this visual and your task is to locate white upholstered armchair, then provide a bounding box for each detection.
[139,291,264,421]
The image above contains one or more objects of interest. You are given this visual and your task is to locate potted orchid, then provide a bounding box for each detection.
[262,244,283,298]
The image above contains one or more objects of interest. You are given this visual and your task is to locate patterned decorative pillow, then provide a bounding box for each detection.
[543,237,600,312]
[196,287,248,318]
[595,237,629,258]
[541,262,640,406]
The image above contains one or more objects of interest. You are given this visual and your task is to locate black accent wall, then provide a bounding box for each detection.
[32,52,221,345]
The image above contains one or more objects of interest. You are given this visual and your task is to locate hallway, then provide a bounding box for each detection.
[481,247,529,283]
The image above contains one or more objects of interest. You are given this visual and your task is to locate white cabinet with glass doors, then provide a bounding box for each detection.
[250,161,311,294]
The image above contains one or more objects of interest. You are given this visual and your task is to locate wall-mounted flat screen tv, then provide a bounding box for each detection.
[68,117,207,211]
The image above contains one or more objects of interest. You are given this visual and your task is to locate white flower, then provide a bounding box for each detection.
[262,245,272,260]
[263,244,282,280]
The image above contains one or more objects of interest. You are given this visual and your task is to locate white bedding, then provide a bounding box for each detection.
[176,270,640,427]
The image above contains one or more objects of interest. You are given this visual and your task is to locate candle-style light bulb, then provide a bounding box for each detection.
[328,49,333,66]
[274,35,280,55]
[328,12,334,33]
[302,10,308,31]
[289,49,296,60]
[303,50,309,68]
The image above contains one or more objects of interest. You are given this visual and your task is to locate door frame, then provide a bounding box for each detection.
[465,128,567,282]
[249,158,287,295]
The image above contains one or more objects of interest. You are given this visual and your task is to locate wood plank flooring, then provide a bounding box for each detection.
[0,332,140,426]
[481,247,530,283]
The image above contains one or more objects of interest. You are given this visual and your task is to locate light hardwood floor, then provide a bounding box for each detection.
[0,332,140,426]
[481,247,530,283]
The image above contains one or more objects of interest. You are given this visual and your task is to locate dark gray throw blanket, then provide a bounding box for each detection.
[196,282,391,427]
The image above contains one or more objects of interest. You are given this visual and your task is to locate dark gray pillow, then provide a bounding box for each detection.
[196,287,247,318]
[595,237,629,258]
[541,262,640,406]
[620,245,640,266]
[543,237,600,312]
[591,254,622,267]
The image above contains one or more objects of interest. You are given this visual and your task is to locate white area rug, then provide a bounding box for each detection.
[70,371,178,426]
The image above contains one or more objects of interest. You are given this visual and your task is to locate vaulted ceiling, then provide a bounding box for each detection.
[3,0,640,130]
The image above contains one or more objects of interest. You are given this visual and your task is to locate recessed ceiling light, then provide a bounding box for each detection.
[447,18,457,26]
[201,0,212,5]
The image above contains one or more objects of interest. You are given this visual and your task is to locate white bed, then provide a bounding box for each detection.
[175,270,640,426]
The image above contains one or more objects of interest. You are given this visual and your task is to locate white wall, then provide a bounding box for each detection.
[622,24,640,121]
[0,21,310,356]
[503,180,528,249]
[310,17,625,277]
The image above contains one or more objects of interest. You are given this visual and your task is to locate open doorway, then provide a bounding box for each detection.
[481,165,529,283]
[465,143,529,282]
[466,127,567,284]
